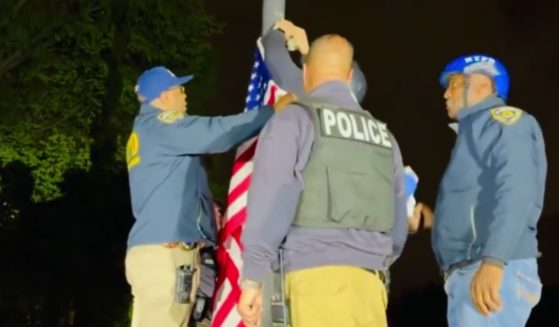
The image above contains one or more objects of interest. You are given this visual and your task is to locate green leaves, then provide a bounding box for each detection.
[0,0,222,202]
[31,133,92,202]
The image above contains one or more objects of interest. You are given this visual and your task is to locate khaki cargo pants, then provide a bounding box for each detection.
[125,244,201,327]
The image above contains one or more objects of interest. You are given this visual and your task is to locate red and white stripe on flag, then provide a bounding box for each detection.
[211,38,285,327]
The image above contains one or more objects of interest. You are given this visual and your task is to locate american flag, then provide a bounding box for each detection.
[211,38,283,327]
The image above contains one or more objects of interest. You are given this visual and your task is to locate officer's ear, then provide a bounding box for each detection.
[302,63,309,91]
[347,68,354,84]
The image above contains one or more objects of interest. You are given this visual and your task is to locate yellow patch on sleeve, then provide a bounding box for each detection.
[157,111,185,124]
[126,132,141,170]
[490,106,523,125]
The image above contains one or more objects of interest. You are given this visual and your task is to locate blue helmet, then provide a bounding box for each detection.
[350,61,367,103]
[439,54,510,101]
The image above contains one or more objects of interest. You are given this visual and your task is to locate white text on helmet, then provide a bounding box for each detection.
[464,56,496,65]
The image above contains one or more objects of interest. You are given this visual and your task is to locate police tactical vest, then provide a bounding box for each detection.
[293,97,395,232]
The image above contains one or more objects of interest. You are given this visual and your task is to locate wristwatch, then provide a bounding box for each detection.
[240,279,262,289]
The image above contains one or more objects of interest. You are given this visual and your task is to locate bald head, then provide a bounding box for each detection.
[303,34,354,93]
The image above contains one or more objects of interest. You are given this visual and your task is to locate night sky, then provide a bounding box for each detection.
[204,0,559,295]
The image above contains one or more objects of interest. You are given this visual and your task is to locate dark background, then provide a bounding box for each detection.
[205,0,559,326]
[0,0,557,326]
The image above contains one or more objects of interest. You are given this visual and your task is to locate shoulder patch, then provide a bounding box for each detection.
[490,106,523,125]
[157,111,185,124]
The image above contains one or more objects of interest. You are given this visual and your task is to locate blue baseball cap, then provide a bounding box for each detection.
[135,66,193,103]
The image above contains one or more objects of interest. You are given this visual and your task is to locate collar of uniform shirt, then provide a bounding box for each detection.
[457,95,505,121]
[305,80,360,109]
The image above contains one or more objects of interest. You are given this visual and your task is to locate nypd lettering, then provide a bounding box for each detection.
[320,108,392,148]
[463,55,500,75]
[464,55,496,65]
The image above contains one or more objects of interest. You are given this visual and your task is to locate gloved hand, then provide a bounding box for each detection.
[404,166,434,234]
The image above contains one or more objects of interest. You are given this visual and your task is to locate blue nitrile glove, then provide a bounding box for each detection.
[404,166,419,217]
[404,166,418,198]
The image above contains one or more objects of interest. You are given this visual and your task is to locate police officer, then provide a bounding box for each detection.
[237,34,408,327]
[124,66,288,327]
[258,20,372,327]
[433,55,547,326]
[266,19,432,235]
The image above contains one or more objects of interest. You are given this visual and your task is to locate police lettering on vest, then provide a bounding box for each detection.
[319,108,392,148]
[292,99,395,233]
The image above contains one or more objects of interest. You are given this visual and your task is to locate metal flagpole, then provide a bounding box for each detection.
[262,0,285,36]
